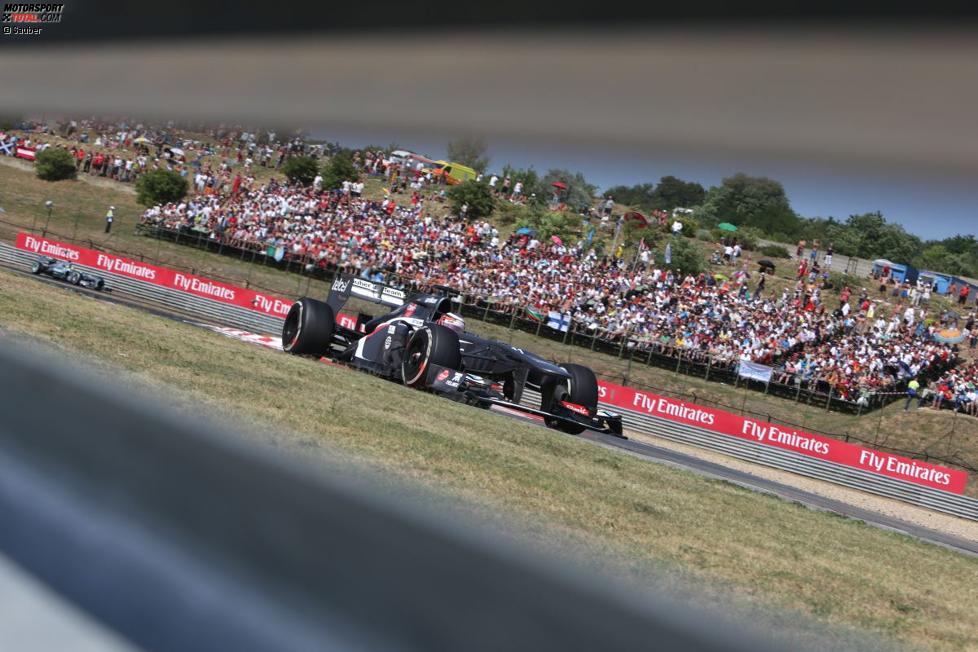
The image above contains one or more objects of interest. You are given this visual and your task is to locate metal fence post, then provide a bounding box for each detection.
[704,355,711,382]
[825,387,833,412]
[675,351,682,374]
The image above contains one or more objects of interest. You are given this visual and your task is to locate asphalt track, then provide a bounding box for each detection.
[7,264,978,557]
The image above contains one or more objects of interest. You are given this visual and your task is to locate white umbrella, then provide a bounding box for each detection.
[168,147,185,156]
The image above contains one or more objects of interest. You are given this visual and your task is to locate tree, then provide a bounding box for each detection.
[320,151,359,190]
[446,136,489,173]
[447,181,495,220]
[281,155,320,186]
[604,183,655,209]
[649,176,705,211]
[135,169,188,206]
[500,165,546,204]
[699,173,800,239]
[34,148,77,181]
[514,206,581,243]
[541,169,596,212]
[661,236,706,274]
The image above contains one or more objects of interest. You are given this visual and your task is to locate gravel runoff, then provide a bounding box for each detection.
[626,430,978,544]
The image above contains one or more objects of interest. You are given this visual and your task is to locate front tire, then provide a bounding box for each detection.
[30,261,42,274]
[282,298,335,357]
[402,325,462,387]
[541,363,599,434]
[67,271,81,285]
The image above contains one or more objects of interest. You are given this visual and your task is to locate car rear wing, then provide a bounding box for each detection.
[326,275,407,315]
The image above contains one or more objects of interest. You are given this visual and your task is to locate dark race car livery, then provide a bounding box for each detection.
[282,276,624,437]
[30,256,106,291]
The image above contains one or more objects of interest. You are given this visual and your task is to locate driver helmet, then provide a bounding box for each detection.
[436,312,465,335]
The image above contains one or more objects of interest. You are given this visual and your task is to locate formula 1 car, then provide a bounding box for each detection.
[282,276,624,437]
[30,256,105,291]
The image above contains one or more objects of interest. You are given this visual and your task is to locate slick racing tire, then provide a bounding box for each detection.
[67,271,82,285]
[95,279,105,291]
[402,324,462,388]
[282,298,335,357]
[541,363,599,435]
[30,261,42,274]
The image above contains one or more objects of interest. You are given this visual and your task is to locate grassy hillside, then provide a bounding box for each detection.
[1,268,977,650]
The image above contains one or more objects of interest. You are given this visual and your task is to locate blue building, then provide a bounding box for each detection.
[918,270,954,294]
[872,259,919,284]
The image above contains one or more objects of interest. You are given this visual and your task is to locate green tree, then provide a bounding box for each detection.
[446,136,489,173]
[514,206,581,243]
[501,165,546,205]
[660,236,705,274]
[699,173,800,239]
[649,176,706,211]
[604,183,655,209]
[34,148,77,181]
[135,169,188,206]
[281,155,319,186]
[320,151,359,190]
[448,181,495,220]
[541,169,596,212]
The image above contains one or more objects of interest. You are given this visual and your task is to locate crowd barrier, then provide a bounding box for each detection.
[5,233,977,518]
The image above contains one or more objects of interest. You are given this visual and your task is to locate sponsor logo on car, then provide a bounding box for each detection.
[560,400,592,417]
[436,369,451,382]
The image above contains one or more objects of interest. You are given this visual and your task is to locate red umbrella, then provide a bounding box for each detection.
[624,211,649,227]
[551,235,563,245]
[551,181,568,190]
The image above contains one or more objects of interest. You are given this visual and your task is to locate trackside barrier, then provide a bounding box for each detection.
[4,237,977,519]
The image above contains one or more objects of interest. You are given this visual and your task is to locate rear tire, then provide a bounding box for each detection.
[402,325,462,387]
[95,279,105,291]
[541,363,599,434]
[282,298,335,357]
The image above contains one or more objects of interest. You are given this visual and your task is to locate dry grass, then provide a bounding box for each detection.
[1,268,978,650]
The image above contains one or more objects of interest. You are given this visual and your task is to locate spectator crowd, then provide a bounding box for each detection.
[140,178,970,405]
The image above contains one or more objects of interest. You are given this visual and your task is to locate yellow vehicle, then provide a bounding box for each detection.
[431,160,478,185]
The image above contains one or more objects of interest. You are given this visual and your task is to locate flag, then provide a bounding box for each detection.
[526,306,545,321]
[586,227,595,243]
[0,138,13,156]
[274,246,286,262]
[15,146,36,161]
[664,242,672,265]
[737,361,773,383]
[547,311,571,332]
[266,245,277,258]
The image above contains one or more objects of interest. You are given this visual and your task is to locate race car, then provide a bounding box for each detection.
[30,256,106,291]
[282,276,624,437]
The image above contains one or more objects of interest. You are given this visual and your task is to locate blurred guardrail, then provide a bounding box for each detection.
[2,240,976,520]
[0,341,784,652]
